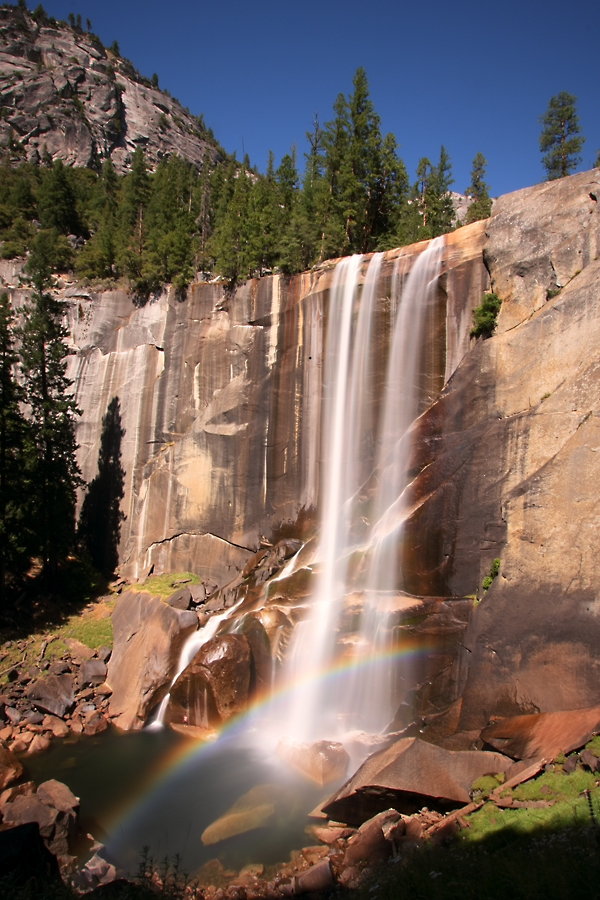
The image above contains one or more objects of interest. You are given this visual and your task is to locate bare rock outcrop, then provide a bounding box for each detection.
[403,168,600,734]
[321,736,512,824]
[0,7,220,171]
[107,589,197,730]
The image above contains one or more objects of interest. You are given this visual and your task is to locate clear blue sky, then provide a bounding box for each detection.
[39,0,598,198]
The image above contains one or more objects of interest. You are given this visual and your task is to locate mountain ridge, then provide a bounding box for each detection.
[0,4,222,172]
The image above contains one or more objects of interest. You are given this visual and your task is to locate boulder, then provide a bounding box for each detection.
[481,706,600,759]
[37,780,79,814]
[165,587,193,610]
[42,715,69,738]
[167,633,251,727]
[276,739,350,785]
[27,734,51,754]
[83,712,108,735]
[201,783,279,845]
[321,737,512,824]
[64,639,95,661]
[0,743,23,789]
[26,674,74,718]
[107,590,197,731]
[1,795,59,840]
[80,659,107,686]
[342,812,396,868]
[293,858,333,894]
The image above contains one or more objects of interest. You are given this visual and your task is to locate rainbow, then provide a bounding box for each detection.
[103,636,436,843]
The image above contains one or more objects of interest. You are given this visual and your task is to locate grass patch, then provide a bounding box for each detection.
[135,571,200,598]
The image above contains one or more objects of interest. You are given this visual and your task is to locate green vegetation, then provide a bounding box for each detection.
[0,66,468,289]
[539,92,585,180]
[138,570,200,598]
[470,292,502,339]
[464,152,492,223]
[356,759,600,900]
[482,557,500,591]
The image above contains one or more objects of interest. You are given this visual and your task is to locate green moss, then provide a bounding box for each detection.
[136,571,200,598]
[472,774,504,794]
[585,735,600,755]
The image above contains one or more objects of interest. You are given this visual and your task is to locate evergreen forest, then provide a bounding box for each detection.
[0,67,492,295]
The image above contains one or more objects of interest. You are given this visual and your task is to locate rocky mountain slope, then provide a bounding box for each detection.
[0,5,220,171]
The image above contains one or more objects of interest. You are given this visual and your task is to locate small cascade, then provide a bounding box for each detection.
[281,237,444,741]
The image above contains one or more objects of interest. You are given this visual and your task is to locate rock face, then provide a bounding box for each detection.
[403,168,600,733]
[321,736,512,824]
[64,223,487,583]
[480,706,600,760]
[106,590,198,730]
[0,7,220,172]
[166,633,252,728]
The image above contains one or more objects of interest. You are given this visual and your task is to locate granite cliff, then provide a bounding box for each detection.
[0,6,220,171]
[4,163,600,741]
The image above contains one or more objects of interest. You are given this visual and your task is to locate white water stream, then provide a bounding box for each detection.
[154,238,444,744]
[281,237,444,740]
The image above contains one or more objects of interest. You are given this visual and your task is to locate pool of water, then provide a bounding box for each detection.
[21,725,337,879]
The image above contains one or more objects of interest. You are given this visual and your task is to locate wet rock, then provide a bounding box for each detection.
[107,590,197,731]
[27,734,51,753]
[0,743,23,788]
[26,674,74,718]
[80,659,107,686]
[1,794,58,839]
[165,587,193,610]
[201,784,280,845]
[37,780,79,814]
[300,845,329,865]
[293,858,333,894]
[322,737,512,824]
[168,633,251,727]
[276,739,350,785]
[83,712,108,735]
[342,811,398,868]
[480,706,600,760]
[42,715,69,738]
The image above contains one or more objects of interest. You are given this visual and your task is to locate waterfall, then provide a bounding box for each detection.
[281,237,444,741]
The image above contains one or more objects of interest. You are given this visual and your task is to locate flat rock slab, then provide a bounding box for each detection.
[26,674,74,718]
[480,705,600,759]
[107,590,198,731]
[322,737,512,824]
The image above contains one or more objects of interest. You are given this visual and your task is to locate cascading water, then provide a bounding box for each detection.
[281,236,444,741]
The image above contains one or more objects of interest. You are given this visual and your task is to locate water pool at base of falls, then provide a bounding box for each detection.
[19,725,341,879]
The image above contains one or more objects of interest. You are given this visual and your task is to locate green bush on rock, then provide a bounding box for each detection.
[482,557,500,592]
[471,291,502,339]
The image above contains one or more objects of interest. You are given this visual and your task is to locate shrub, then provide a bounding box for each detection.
[482,557,500,592]
[471,291,502,338]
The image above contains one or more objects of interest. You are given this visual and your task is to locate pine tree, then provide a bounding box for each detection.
[465,151,492,222]
[37,159,82,236]
[595,149,600,168]
[0,292,32,602]
[539,92,585,180]
[19,232,83,585]
[427,145,455,237]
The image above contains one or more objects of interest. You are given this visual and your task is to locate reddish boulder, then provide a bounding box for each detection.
[0,743,23,789]
[26,674,74,718]
[167,634,251,728]
[481,706,600,759]
[107,590,198,730]
[322,737,512,824]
